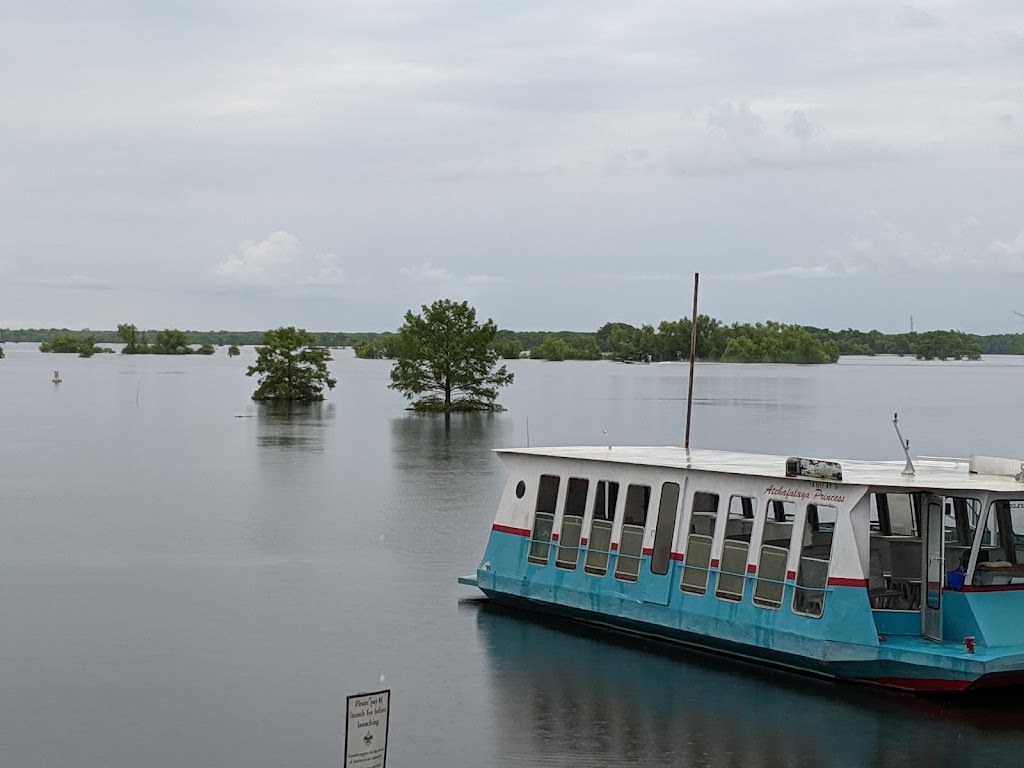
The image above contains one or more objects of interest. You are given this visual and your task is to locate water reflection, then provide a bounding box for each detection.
[383,414,515,562]
[254,401,335,452]
[474,604,1024,767]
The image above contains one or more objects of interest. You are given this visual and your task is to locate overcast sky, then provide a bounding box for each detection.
[2,1,1022,333]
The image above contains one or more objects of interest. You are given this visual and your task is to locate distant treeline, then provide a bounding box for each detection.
[355,319,1003,363]
[0,328,376,348]
[3,320,1015,363]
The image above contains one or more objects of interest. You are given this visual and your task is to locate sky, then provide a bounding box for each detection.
[1,1,1023,334]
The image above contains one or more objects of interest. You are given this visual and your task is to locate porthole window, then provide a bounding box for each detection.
[515,481,526,499]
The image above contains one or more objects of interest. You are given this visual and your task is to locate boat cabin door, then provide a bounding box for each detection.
[922,494,945,642]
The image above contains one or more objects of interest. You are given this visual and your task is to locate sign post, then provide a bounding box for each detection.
[344,689,390,768]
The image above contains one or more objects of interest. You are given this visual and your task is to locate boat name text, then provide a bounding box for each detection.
[764,484,846,504]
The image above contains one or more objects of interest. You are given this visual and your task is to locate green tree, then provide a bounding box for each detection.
[389,299,514,412]
[722,335,758,361]
[39,333,84,353]
[0,344,4,359]
[354,335,398,359]
[195,343,215,355]
[77,334,97,358]
[117,323,149,354]
[568,334,601,360]
[246,327,337,401]
[495,339,523,360]
[152,329,192,354]
[609,326,637,359]
[227,345,241,357]
[531,336,570,361]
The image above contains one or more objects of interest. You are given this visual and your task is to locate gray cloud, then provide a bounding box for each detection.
[2,1,1024,333]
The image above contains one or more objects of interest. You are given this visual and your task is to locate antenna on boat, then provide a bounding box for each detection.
[603,429,612,450]
[684,272,699,453]
[892,412,915,477]
[525,417,530,448]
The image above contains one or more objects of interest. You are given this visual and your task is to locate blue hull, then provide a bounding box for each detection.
[469,530,1024,692]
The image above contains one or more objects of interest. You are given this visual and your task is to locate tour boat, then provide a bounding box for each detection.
[460,445,1024,691]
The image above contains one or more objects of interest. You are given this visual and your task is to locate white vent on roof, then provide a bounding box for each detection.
[968,455,1024,480]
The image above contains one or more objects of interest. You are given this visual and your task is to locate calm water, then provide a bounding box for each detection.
[2,344,1024,767]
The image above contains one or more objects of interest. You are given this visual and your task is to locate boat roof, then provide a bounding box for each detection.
[495,446,1024,493]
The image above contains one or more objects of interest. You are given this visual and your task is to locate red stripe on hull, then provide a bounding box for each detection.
[492,524,531,537]
[828,577,869,588]
[786,570,797,580]
[642,548,654,556]
[746,564,757,574]
[959,584,1024,593]
[710,558,720,568]
[866,677,972,692]
[551,533,559,542]
[611,542,619,551]
[580,538,588,546]
[670,552,684,561]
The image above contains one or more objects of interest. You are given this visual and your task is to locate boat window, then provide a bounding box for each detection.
[970,501,1024,587]
[615,485,650,582]
[584,480,619,576]
[887,493,919,537]
[680,492,719,594]
[650,482,680,576]
[869,493,885,534]
[792,504,837,618]
[527,474,560,566]
[941,497,983,579]
[724,495,756,538]
[689,491,718,537]
[555,478,589,571]
[716,495,757,602]
[754,499,795,609]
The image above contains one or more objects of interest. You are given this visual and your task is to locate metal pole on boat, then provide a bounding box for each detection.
[684,272,699,452]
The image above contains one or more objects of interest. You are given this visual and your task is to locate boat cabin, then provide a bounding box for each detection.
[467,447,1024,690]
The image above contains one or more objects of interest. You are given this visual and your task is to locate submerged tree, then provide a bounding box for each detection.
[246,327,337,401]
[227,345,240,357]
[117,323,149,354]
[389,299,514,412]
[152,329,193,355]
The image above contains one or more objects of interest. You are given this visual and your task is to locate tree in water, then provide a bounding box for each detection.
[117,323,149,354]
[152,329,193,354]
[246,327,337,401]
[227,345,241,357]
[389,299,514,412]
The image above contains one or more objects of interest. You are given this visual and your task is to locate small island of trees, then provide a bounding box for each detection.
[39,333,113,357]
[117,324,214,355]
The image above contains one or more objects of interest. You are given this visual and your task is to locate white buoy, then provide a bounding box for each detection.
[52,370,61,384]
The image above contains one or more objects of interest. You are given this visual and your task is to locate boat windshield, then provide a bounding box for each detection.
[972,500,1024,587]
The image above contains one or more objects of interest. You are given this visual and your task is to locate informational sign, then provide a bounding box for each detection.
[344,689,390,768]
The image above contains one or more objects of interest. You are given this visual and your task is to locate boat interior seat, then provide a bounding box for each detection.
[725,518,753,538]
[763,521,793,543]
[690,513,716,537]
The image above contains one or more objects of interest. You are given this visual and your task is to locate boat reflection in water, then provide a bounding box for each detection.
[472,602,1024,767]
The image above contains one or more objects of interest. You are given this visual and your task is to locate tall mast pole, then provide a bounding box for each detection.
[684,272,699,452]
